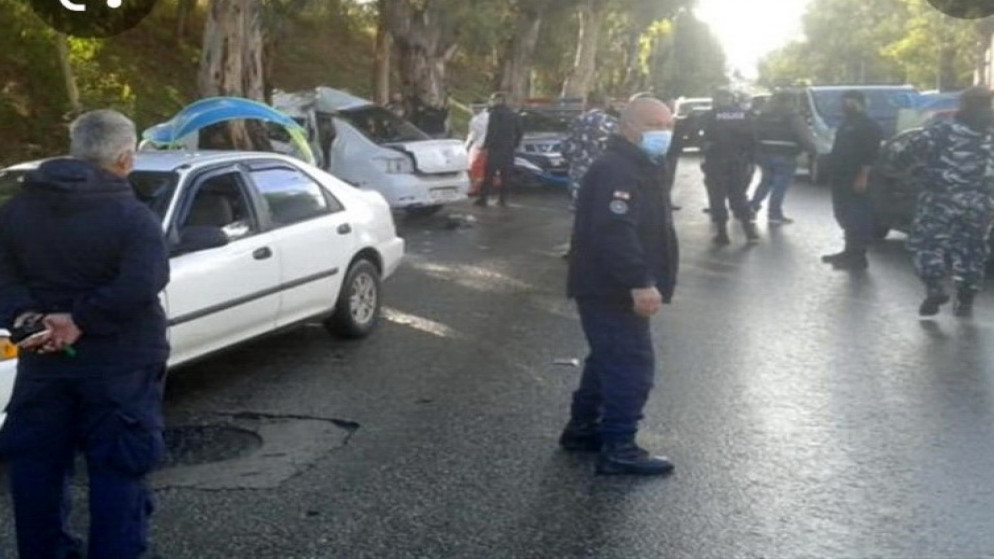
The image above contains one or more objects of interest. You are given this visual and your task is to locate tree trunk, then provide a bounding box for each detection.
[56,34,81,114]
[373,2,392,105]
[176,0,197,42]
[381,0,456,109]
[498,7,544,102]
[562,0,606,98]
[198,0,265,101]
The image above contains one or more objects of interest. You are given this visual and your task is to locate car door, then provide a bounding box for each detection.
[165,167,281,366]
[245,162,354,327]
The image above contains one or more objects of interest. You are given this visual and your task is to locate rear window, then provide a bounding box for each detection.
[811,88,920,130]
[339,106,428,144]
[0,167,175,221]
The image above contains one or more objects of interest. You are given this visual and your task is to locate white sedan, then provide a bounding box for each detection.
[0,151,405,426]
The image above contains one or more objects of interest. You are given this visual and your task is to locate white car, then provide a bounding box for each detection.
[0,151,405,426]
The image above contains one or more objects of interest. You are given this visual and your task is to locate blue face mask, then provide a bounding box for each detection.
[640,130,673,160]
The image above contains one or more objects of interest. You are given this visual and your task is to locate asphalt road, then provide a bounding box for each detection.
[3,155,994,558]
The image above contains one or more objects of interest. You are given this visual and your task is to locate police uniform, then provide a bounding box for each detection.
[700,104,758,240]
[893,118,994,314]
[0,158,170,558]
[565,135,678,471]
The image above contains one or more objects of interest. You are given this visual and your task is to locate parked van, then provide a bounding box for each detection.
[797,85,919,183]
[273,87,470,215]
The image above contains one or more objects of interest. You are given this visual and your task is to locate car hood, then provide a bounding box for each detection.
[523,132,565,142]
[387,139,468,174]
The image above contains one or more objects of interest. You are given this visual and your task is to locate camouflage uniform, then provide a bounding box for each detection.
[896,120,994,293]
[562,108,620,201]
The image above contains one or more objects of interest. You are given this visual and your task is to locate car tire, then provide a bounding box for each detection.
[326,259,381,338]
[406,205,443,218]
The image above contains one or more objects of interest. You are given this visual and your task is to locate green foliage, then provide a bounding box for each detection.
[759,0,992,90]
[648,10,727,99]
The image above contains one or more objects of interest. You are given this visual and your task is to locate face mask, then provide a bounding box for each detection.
[640,130,673,159]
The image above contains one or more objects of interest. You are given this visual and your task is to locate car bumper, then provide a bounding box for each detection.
[379,237,405,280]
[380,172,470,209]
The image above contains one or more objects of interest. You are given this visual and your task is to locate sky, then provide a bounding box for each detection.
[695,0,813,79]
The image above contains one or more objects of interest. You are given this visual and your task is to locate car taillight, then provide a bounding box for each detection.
[0,337,18,361]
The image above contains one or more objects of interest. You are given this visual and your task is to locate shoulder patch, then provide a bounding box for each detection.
[613,190,631,201]
[609,200,630,215]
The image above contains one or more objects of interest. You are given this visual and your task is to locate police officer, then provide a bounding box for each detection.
[0,109,170,558]
[821,90,883,270]
[561,97,679,476]
[750,90,817,224]
[701,87,759,245]
[892,86,994,316]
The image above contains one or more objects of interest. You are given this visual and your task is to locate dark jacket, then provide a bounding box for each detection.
[829,112,883,186]
[483,104,523,156]
[701,107,756,161]
[0,158,170,376]
[568,136,679,305]
[755,108,817,157]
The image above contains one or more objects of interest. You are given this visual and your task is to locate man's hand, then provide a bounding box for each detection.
[853,169,871,194]
[20,313,82,355]
[631,287,663,317]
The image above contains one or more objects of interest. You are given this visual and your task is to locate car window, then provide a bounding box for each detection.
[250,166,341,227]
[811,89,920,130]
[179,172,258,241]
[339,106,428,144]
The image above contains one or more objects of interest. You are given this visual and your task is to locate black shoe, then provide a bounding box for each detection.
[919,292,950,317]
[742,221,760,242]
[596,441,674,476]
[832,252,868,270]
[498,198,508,207]
[954,290,975,317]
[767,216,794,225]
[713,224,731,246]
[473,197,488,207]
[821,251,849,264]
[559,421,601,452]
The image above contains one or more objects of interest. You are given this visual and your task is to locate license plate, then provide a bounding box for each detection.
[430,188,458,201]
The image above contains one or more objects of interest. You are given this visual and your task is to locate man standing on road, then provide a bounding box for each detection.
[750,90,817,225]
[562,91,620,205]
[562,97,679,476]
[892,86,994,316]
[476,92,523,207]
[0,109,171,558]
[821,90,883,271]
[700,87,759,245]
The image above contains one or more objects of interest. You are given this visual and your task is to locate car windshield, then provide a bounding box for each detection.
[0,167,176,220]
[677,101,711,116]
[519,110,579,133]
[811,88,920,130]
[339,106,428,144]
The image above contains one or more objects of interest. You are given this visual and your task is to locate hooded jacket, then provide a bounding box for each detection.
[0,158,170,376]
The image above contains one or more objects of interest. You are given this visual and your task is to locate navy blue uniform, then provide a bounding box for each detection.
[701,107,757,223]
[567,136,678,444]
[0,158,170,559]
[829,112,883,249]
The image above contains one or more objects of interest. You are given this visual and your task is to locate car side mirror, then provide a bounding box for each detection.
[172,225,229,255]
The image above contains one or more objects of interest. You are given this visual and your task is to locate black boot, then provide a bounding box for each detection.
[596,441,674,476]
[741,220,760,243]
[712,222,730,246]
[821,250,849,264]
[919,281,950,317]
[559,420,601,452]
[954,288,976,317]
[832,250,868,270]
[474,196,488,207]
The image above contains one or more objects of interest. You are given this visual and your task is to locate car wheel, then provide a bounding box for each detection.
[406,205,443,218]
[326,259,381,338]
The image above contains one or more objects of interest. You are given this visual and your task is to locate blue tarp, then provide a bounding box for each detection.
[142,97,314,164]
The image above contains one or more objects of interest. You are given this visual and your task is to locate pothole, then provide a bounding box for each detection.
[162,424,262,468]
